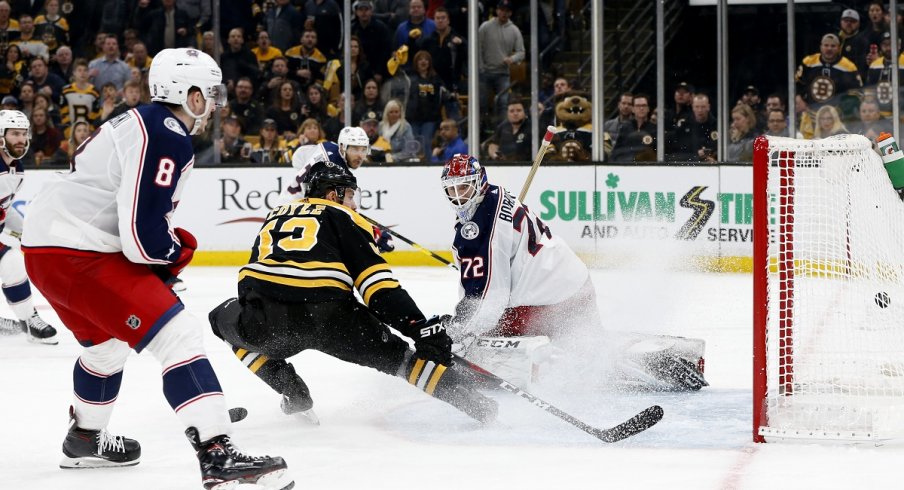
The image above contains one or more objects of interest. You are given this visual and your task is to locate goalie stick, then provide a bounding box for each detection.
[453,354,664,443]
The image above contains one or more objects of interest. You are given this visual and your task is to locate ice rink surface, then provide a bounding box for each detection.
[3,265,903,489]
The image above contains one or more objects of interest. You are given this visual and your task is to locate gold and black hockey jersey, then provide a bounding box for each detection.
[239,198,423,328]
[795,53,862,106]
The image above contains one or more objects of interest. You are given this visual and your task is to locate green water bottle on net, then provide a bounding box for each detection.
[878,132,904,200]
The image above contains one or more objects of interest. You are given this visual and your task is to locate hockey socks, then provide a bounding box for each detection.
[162,355,230,439]
[398,351,498,423]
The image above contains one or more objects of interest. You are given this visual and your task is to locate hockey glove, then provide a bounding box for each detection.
[167,227,197,277]
[409,316,453,366]
[373,225,395,253]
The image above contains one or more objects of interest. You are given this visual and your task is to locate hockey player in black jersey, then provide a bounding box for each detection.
[209,160,496,424]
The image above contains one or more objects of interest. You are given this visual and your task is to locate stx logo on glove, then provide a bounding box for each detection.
[419,322,446,338]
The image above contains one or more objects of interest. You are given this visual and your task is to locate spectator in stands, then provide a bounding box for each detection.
[322,92,351,141]
[432,118,467,163]
[0,2,19,47]
[14,14,49,60]
[34,91,59,126]
[97,81,118,121]
[486,97,531,161]
[88,34,130,91]
[764,109,789,137]
[416,7,465,119]
[250,118,291,164]
[259,56,297,105]
[60,58,99,128]
[252,30,282,72]
[764,94,786,123]
[352,0,392,82]
[395,0,435,57]
[478,0,525,123]
[104,78,142,122]
[285,28,326,89]
[214,115,251,162]
[301,82,332,124]
[64,119,91,160]
[737,85,765,130]
[865,31,902,119]
[26,55,64,101]
[303,0,342,59]
[604,92,634,148]
[406,50,445,159]
[136,0,192,55]
[296,117,326,146]
[0,44,23,96]
[230,76,264,135]
[866,1,888,46]
[28,106,64,166]
[360,110,390,162]
[374,0,408,31]
[265,80,303,140]
[838,8,870,79]
[221,28,260,93]
[17,80,34,116]
[849,97,891,140]
[181,0,212,32]
[444,0,470,36]
[353,78,384,123]
[795,33,862,114]
[50,44,72,81]
[671,93,718,162]
[121,28,139,55]
[379,97,416,161]
[660,82,692,138]
[200,30,220,58]
[125,41,151,73]
[611,93,656,163]
[264,0,301,52]
[812,104,848,139]
[337,35,373,101]
[35,0,69,49]
[0,94,16,110]
[727,103,759,162]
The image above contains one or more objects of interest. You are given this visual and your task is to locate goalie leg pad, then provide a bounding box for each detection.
[399,351,497,423]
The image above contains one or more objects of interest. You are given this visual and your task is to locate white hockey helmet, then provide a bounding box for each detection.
[337,126,370,159]
[148,48,226,135]
[0,110,31,160]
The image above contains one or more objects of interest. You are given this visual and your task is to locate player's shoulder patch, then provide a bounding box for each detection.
[164,117,186,136]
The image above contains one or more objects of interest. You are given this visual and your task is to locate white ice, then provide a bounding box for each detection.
[2,266,902,489]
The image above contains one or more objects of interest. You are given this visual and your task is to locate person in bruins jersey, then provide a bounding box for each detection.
[208,160,496,424]
[796,33,862,112]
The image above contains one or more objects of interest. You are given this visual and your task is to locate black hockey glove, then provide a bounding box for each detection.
[409,316,452,365]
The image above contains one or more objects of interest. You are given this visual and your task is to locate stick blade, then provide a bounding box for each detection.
[595,405,664,443]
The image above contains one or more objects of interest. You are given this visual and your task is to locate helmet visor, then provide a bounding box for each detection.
[205,84,228,108]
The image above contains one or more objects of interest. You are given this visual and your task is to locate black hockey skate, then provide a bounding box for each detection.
[60,406,141,469]
[22,312,58,345]
[186,427,293,490]
[280,388,320,426]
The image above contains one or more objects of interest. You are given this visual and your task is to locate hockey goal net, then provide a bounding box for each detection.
[753,134,904,443]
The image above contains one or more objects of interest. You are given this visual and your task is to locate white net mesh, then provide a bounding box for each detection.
[761,134,904,441]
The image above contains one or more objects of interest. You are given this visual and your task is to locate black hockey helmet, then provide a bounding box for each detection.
[302,160,358,200]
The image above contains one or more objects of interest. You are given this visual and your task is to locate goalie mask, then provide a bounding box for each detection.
[148,48,226,136]
[0,110,31,160]
[441,154,488,223]
[303,160,359,205]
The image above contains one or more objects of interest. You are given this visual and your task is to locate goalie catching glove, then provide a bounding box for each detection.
[405,316,453,365]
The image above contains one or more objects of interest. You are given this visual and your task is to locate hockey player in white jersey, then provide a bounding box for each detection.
[0,110,58,344]
[21,49,293,490]
[441,154,707,391]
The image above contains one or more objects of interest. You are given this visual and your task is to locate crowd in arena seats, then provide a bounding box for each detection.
[2,0,902,167]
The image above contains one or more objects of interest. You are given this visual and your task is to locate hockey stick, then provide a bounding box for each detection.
[453,354,664,443]
[360,213,459,270]
[518,126,557,202]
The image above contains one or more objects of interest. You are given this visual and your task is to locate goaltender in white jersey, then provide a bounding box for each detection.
[440,154,708,391]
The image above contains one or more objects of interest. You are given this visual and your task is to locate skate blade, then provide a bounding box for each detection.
[210,468,293,490]
[60,455,140,469]
[27,334,59,345]
[290,408,320,426]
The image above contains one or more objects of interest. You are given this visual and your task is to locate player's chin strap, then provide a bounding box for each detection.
[0,133,28,161]
[181,98,214,136]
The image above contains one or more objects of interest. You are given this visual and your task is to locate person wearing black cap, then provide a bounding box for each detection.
[352,0,393,81]
[737,85,766,132]
[795,32,862,113]
[250,118,291,164]
[662,82,693,136]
